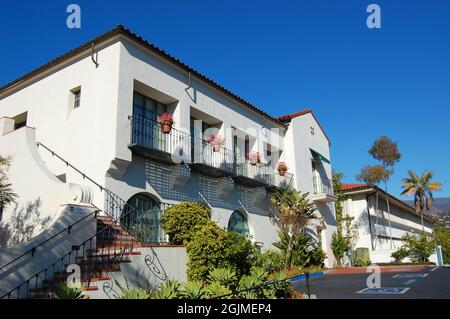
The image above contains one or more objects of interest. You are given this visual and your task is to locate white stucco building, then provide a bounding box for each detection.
[0,25,338,296]
[340,184,434,263]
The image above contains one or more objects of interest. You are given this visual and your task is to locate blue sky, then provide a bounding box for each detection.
[1,0,449,197]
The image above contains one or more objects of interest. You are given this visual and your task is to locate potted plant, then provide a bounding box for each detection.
[247,151,261,166]
[157,112,174,134]
[277,161,288,176]
[206,134,225,152]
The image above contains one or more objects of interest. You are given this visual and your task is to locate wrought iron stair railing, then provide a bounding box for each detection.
[0,142,172,299]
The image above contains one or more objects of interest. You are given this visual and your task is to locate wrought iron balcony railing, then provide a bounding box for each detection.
[191,139,235,176]
[312,175,334,196]
[129,115,191,161]
[129,115,294,189]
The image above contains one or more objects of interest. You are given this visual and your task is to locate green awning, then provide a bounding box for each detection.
[310,148,330,164]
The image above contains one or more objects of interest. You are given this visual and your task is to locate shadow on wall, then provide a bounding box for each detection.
[121,156,273,217]
[0,198,51,248]
[357,209,371,234]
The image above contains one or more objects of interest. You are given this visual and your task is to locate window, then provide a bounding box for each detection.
[228,210,250,238]
[121,193,160,243]
[72,88,81,108]
[12,111,27,130]
[133,91,167,121]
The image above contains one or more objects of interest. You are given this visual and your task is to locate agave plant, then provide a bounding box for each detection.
[181,280,205,299]
[54,283,88,299]
[205,281,232,299]
[154,279,182,299]
[207,268,236,287]
[120,288,151,299]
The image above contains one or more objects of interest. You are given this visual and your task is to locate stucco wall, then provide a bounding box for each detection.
[343,191,434,263]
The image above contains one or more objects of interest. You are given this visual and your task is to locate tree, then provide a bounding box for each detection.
[401,170,442,232]
[369,136,401,167]
[0,156,17,221]
[357,136,401,249]
[271,187,317,270]
[332,171,358,266]
[356,165,392,186]
[433,225,450,264]
[331,232,350,267]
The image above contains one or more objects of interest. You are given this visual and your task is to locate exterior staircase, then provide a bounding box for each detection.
[28,215,142,298]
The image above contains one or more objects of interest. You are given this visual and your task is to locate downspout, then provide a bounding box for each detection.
[91,43,99,67]
[185,71,192,91]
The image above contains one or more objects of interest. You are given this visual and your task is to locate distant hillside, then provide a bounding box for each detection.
[405,197,450,216]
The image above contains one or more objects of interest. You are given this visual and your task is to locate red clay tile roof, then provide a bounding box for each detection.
[0,25,285,128]
[277,108,331,145]
[340,183,373,191]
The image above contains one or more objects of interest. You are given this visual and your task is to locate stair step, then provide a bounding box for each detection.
[91,243,142,251]
[96,215,114,221]
[76,251,140,261]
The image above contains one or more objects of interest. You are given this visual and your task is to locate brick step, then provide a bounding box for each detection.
[97,234,136,241]
[76,251,140,262]
[96,221,124,227]
[94,246,139,252]
[42,275,111,288]
[69,258,131,268]
[96,215,114,221]
[97,239,142,250]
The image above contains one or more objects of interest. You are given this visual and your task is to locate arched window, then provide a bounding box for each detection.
[228,210,250,238]
[121,193,161,243]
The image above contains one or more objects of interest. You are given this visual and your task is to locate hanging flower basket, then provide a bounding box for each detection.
[157,113,174,134]
[247,151,261,166]
[206,134,225,152]
[277,161,288,176]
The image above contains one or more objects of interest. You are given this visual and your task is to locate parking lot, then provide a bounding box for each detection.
[292,265,450,299]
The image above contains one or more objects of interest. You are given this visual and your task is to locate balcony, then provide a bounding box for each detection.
[310,175,337,203]
[128,115,191,164]
[233,155,273,187]
[128,116,294,190]
[189,139,235,178]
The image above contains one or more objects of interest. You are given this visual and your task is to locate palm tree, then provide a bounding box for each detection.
[400,170,442,232]
[271,187,317,270]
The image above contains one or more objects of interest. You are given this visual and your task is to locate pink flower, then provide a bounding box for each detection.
[206,134,225,145]
[157,112,174,125]
[277,161,288,170]
[246,151,261,161]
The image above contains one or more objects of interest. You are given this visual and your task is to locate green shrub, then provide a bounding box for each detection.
[402,233,435,263]
[391,246,409,263]
[308,247,327,267]
[257,250,285,273]
[272,230,313,268]
[433,225,450,264]
[154,279,182,299]
[186,221,258,281]
[119,288,151,299]
[161,202,210,245]
[54,283,87,299]
[152,267,296,299]
[331,232,350,267]
[352,256,371,267]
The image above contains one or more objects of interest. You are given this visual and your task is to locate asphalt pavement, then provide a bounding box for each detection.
[292,265,450,299]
